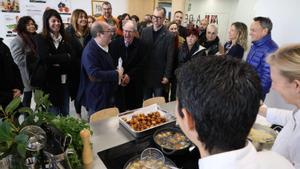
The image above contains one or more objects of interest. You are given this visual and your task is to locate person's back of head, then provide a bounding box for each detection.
[176,55,262,154]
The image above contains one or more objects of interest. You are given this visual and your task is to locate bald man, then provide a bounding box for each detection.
[77,21,123,118]
[109,20,145,111]
[199,24,223,55]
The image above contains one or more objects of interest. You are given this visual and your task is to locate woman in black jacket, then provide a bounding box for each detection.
[224,22,248,59]
[178,28,206,68]
[34,9,74,116]
[65,9,91,117]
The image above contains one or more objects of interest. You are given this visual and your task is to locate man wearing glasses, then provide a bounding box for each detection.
[77,21,123,119]
[140,7,175,100]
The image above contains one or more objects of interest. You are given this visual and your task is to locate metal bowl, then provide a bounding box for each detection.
[248,123,277,151]
[153,127,192,155]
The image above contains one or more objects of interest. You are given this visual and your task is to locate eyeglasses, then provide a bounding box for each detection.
[152,15,163,20]
[102,30,115,34]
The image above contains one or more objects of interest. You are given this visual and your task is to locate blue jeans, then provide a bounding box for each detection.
[143,87,164,100]
[48,87,69,116]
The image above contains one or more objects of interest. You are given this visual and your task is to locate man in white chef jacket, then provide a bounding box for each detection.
[174,55,294,169]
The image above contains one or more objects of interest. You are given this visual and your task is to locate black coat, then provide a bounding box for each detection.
[65,26,91,100]
[140,26,175,88]
[224,41,244,59]
[199,36,220,55]
[109,37,145,111]
[178,25,187,38]
[0,38,23,108]
[34,34,73,106]
[178,42,206,68]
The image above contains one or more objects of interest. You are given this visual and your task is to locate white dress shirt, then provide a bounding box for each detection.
[198,141,294,169]
[267,108,300,168]
[50,32,62,49]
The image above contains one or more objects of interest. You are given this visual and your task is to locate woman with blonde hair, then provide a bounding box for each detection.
[66,9,91,117]
[224,22,248,59]
[259,44,300,168]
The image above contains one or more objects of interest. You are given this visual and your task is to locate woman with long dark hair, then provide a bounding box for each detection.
[66,9,91,117]
[34,9,74,116]
[10,16,37,107]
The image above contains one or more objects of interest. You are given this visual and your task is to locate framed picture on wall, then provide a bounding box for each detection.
[91,0,103,17]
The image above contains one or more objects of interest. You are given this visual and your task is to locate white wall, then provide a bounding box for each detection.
[185,0,239,44]
[0,0,127,46]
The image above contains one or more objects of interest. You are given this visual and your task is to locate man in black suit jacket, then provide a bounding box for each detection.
[109,20,145,112]
[140,7,175,100]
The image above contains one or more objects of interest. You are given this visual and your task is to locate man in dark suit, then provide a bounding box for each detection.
[109,20,145,112]
[141,7,175,100]
[77,22,123,118]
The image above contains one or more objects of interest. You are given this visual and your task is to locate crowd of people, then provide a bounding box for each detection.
[0,1,300,168]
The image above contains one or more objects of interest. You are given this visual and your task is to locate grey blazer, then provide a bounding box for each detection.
[10,35,32,92]
[140,26,175,88]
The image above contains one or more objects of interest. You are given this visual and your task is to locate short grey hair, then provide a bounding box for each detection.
[253,16,273,34]
[123,20,137,31]
[207,23,218,34]
[90,22,104,38]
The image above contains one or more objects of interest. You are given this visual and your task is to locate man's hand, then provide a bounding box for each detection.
[258,100,268,117]
[121,74,130,86]
[12,89,21,97]
[116,67,124,85]
[161,77,169,84]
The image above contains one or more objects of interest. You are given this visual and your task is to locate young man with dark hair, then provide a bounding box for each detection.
[175,56,294,169]
[173,10,187,38]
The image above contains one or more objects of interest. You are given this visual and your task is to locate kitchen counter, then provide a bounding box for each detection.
[89,101,271,169]
[90,101,177,169]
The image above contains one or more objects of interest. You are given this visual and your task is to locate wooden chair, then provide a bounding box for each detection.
[90,107,119,123]
[143,97,166,107]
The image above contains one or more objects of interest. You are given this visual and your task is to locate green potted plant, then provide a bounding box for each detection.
[0,90,91,169]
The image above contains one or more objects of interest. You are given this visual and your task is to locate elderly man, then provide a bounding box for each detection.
[77,21,123,118]
[199,23,223,55]
[109,20,145,112]
[247,16,278,100]
[96,1,121,37]
[141,7,175,100]
[175,56,295,169]
[174,10,187,38]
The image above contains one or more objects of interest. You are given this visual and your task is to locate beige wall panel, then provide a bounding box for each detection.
[127,0,155,20]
